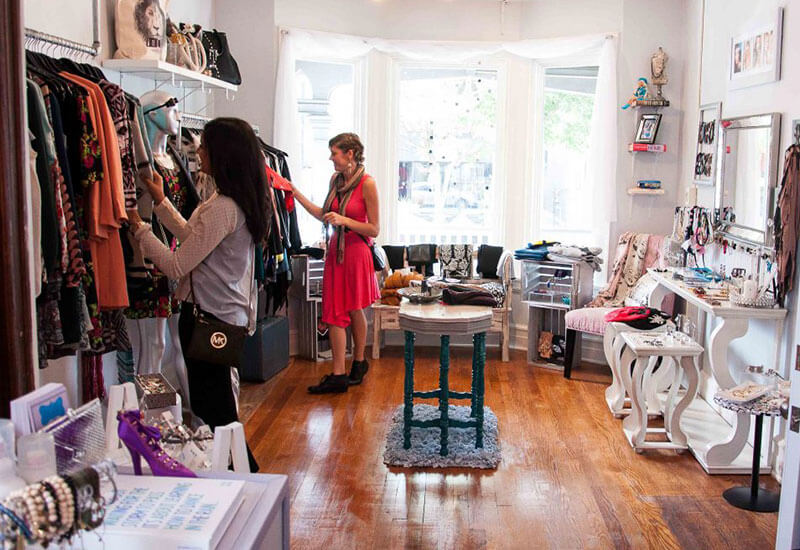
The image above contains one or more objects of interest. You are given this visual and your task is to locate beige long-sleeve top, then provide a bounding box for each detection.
[133,192,257,333]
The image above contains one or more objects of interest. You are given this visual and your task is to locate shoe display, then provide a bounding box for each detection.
[348,359,369,385]
[308,374,349,394]
[117,410,196,478]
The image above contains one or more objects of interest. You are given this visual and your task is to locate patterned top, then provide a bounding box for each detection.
[713,391,785,416]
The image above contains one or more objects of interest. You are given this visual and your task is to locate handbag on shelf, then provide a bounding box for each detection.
[41,399,106,475]
[357,233,385,272]
[200,29,242,85]
[166,21,207,73]
[183,267,252,368]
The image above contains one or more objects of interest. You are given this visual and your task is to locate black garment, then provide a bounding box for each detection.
[179,303,259,473]
[476,245,504,279]
[407,244,437,276]
[382,245,406,271]
[441,285,496,306]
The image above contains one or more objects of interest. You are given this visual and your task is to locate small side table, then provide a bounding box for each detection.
[619,331,703,452]
[713,391,783,512]
[398,302,493,456]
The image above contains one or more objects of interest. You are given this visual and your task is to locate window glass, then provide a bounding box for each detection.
[540,66,598,244]
[295,60,356,245]
[396,66,498,245]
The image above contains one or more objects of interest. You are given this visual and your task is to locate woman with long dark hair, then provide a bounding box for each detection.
[292,133,381,394]
[126,117,268,472]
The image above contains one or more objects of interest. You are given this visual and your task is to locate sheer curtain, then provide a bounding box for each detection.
[273,28,619,246]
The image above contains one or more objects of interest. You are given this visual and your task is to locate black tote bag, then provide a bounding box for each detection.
[201,29,242,85]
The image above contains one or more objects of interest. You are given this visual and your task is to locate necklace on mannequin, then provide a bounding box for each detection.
[154,150,176,172]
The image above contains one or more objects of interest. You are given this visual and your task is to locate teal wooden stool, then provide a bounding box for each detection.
[398,303,494,456]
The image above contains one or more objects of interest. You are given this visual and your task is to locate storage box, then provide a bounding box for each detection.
[134,373,178,409]
[239,316,290,382]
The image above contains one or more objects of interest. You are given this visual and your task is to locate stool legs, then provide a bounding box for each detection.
[403,330,415,450]
[474,332,486,448]
[666,356,700,447]
[622,350,648,448]
[439,335,450,456]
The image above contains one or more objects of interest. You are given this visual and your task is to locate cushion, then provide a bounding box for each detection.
[477,245,504,279]
[565,307,617,335]
[603,307,670,330]
[624,272,659,307]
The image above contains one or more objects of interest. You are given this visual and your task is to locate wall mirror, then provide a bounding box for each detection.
[716,112,781,246]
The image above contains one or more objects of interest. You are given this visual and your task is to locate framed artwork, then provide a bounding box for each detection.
[634,113,662,144]
[694,102,721,186]
[729,8,783,90]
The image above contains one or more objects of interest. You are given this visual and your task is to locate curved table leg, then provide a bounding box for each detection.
[706,317,751,465]
[668,356,700,447]
[663,357,680,431]
[403,331,415,450]
[621,348,646,446]
[606,329,629,416]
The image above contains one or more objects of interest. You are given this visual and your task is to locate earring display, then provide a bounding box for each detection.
[694,102,721,185]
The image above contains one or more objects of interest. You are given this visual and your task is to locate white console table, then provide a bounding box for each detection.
[647,268,786,474]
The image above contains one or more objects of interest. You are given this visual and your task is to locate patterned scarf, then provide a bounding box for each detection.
[322,164,365,263]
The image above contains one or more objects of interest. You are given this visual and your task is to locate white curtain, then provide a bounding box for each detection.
[273,27,619,243]
[588,36,619,253]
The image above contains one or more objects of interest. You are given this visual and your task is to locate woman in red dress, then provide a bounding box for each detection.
[292,133,380,393]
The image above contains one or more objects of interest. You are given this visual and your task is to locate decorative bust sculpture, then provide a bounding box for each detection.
[650,47,668,99]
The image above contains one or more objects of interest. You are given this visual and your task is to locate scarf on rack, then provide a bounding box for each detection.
[322,164,365,263]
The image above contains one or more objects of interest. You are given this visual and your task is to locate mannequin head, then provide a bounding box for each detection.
[141,90,181,139]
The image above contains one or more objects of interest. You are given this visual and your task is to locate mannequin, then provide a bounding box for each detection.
[123,91,197,415]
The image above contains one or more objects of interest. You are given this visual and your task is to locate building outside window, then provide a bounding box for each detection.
[294,60,357,245]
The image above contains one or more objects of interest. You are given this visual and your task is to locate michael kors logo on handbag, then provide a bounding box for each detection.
[210,332,227,349]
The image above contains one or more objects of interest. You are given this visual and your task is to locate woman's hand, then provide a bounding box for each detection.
[143,172,166,205]
[126,209,146,235]
[322,212,348,228]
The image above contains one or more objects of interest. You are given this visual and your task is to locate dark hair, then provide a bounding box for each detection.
[202,118,269,242]
[328,132,364,164]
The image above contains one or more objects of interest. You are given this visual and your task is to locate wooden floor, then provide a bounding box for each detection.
[241,347,779,549]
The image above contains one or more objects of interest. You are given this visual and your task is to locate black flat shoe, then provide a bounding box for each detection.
[348,360,369,385]
[308,374,349,394]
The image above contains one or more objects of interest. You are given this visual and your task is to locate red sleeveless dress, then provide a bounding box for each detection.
[322,176,380,327]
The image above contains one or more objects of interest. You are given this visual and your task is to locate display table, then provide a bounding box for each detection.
[97,470,290,549]
[714,392,783,512]
[647,268,787,473]
[619,331,702,452]
[398,302,493,455]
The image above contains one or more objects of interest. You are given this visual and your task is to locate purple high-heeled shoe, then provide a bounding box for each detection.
[117,410,196,478]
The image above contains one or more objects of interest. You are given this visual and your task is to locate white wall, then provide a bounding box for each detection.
[214,0,277,139]
[277,0,525,41]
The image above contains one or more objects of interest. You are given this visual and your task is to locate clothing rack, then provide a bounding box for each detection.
[24,0,101,58]
[180,113,260,135]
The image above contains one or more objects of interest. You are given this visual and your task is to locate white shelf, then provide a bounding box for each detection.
[103,59,238,91]
[627,187,665,196]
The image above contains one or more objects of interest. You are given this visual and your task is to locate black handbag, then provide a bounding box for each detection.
[200,29,242,85]
[357,233,385,272]
[184,271,250,367]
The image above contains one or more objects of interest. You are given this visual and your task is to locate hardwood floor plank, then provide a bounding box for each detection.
[241,347,778,549]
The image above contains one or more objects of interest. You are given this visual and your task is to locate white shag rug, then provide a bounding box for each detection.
[383,404,500,469]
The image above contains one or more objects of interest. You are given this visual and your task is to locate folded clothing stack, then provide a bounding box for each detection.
[514,240,560,261]
[547,244,604,272]
[441,282,505,307]
[381,271,424,306]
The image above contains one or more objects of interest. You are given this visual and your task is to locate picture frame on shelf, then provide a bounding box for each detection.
[728,7,783,90]
[694,102,721,186]
[634,113,662,144]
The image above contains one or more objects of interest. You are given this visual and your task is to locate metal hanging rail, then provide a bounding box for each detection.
[24,0,101,57]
